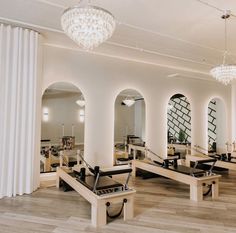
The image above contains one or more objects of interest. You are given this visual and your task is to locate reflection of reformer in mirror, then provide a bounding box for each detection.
[57,150,136,227]
[132,147,221,201]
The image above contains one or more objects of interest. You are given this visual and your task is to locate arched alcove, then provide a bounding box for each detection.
[114,89,146,164]
[40,82,85,173]
[167,94,191,157]
[207,98,227,153]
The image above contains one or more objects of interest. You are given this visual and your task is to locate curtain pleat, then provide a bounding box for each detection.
[0,24,40,198]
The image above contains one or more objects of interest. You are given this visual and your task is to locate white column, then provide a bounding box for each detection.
[191,99,208,152]
[231,82,236,140]
[146,96,166,159]
[84,92,114,167]
[0,24,41,198]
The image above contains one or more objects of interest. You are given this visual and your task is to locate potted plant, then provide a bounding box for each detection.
[178,129,186,144]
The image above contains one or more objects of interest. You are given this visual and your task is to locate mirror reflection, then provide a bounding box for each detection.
[208,98,227,154]
[40,82,85,173]
[167,94,191,158]
[114,89,146,165]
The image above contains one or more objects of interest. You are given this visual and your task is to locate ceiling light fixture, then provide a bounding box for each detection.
[123,96,135,107]
[61,0,116,50]
[76,95,85,107]
[210,10,236,85]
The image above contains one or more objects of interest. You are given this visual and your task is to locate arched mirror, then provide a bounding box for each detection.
[114,89,146,165]
[40,82,85,173]
[167,94,191,158]
[208,98,227,154]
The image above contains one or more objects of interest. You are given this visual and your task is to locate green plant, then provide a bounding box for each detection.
[178,129,186,143]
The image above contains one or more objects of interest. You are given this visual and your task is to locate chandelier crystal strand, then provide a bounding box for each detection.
[210,65,236,85]
[210,11,236,85]
[61,5,116,50]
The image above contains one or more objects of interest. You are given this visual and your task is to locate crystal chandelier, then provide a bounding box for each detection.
[210,11,236,85]
[61,1,116,50]
[123,97,135,107]
[76,95,85,107]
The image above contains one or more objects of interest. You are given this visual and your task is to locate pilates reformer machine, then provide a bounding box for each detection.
[57,153,136,227]
[132,148,221,201]
[186,144,236,172]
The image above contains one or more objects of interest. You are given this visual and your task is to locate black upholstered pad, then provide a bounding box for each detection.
[168,165,206,175]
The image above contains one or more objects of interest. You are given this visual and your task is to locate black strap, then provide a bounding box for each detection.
[106,199,127,219]
[203,185,212,196]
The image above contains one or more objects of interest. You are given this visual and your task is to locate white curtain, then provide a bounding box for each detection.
[0,24,41,198]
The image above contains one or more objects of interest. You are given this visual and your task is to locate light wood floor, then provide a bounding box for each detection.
[1,171,236,233]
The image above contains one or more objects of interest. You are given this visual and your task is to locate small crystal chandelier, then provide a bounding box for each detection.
[123,96,135,107]
[210,11,236,85]
[61,0,116,50]
[76,95,85,107]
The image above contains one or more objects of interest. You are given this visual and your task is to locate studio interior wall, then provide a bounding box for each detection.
[42,45,231,167]
[0,25,233,199]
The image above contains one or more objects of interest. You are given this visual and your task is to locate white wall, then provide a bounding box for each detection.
[42,45,231,167]
[231,82,236,140]
[41,93,85,144]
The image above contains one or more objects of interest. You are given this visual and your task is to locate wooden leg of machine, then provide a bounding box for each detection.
[185,157,190,167]
[91,201,106,228]
[132,163,136,177]
[56,174,60,188]
[190,185,203,202]
[124,196,134,221]
[212,181,219,199]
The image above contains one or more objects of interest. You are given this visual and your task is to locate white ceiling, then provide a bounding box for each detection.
[1,0,236,81]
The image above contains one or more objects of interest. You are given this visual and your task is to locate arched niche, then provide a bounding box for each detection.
[40,82,85,173]
[114,89,146,164]
[167,94,191,157]
[207,98,227,153]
